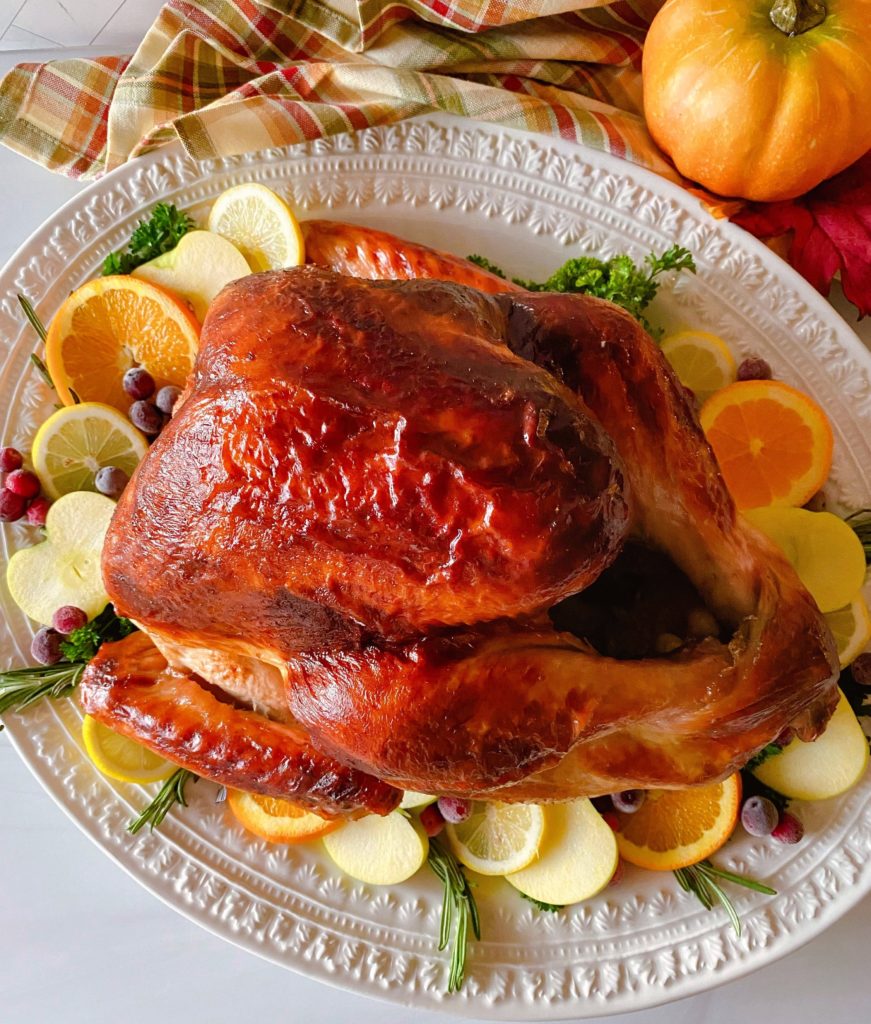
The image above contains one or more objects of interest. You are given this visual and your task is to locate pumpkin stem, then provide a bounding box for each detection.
[770,0,827,35]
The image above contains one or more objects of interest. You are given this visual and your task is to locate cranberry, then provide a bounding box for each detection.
[419,803,445,838]
[0,489,27,522]
[122,367,155,400]
[851,653,871,687]
[155,385,182,415]
[611,790,645,813]
[737,356,773,381]
[601,810,621,833]
[31,627,63,666]
[25,496,51,526]
[129,400,163,436]
[437,797,472,824]
[0,447,23,473]
[95,466,129,498]
[5,469,40,498]
[772,812,805,845]
[52,606,88,635]
[741,796,779,837]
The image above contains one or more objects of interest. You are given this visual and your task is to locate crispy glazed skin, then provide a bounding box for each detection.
[79,631,400,817]
[103,268,628,646]
[86,224,839,814]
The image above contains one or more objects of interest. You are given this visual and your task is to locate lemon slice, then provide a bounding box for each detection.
[82,715,176,784]
[207,184,304,272]
[445,801,545,876]
[660,330,737,403]
[825,594,871,668]
[32,402,148,500]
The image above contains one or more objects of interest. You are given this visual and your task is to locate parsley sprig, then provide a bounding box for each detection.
[674,859,776,937]
[519,892,565,912]
[0,606,134,730]
[427,838,480,993]
[102,202,195,276]
[845,509,871,564]
[468,245,696,338]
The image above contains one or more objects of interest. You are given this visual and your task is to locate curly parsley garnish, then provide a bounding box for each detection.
[468,245,696,337]
[102,202,196,276]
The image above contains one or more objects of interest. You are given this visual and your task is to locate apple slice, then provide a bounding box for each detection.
[323,812,428,885]
[131,230,251,321]
[6,492,115,624]
[753,691,869,801]
[505,798,618,905]
[399,790,436,809]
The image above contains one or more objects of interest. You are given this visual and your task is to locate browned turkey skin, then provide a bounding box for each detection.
[80,223,839,818]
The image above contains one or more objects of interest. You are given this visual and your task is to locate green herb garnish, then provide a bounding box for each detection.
[744,742,783,772]
[519,892,565,912]
[468,245,696,337]
[17,294,56,390]
[427,838,480,993]
[674,859,776,937]
[102,202,195,276]
[127,768,198,835]
[0,606,135,731]
[845,509,871,565]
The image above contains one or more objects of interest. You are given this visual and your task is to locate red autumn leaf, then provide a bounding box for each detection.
[732,151,871,319]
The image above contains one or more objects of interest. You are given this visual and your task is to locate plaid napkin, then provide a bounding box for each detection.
[0,0,680,187]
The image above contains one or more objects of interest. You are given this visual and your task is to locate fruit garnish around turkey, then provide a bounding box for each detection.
[613,774,742,872]
[660,329,737,404]
[323,812,429,885]
[752,691,869,801]
[227,789,339,844]
[445,802,545,876]
[700,379,833,510]
[44,276,199,412]
[207,182,304,272]
[31,402,148,500]
[825,596,871,669]
[746,507,866,614]
[6,492,115,625]
[505,799,618,905]
[131,230,252,322]
[82,714,176,785]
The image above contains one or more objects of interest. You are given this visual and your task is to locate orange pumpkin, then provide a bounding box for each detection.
[642,0,871,201]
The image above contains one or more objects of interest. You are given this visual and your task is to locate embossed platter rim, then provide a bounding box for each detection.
[1,114,870,1019]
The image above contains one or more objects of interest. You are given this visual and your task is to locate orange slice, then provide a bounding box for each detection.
[227,789,339,844]
[45,276,200,413]
[699,380,833,510]
[613,774,742,871]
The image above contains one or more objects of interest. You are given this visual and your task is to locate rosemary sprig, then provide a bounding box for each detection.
[427,838,480,993]
[17,294,55,391]
[0,661,85,721]
[674,859,776,937]
[127,768,198,835]
[0,607,135,730]
[519,892,565,912]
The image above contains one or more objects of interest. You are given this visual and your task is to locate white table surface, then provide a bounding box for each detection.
[2,45,871,1024]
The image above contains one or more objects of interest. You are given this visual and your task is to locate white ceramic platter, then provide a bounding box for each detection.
[1,115,870,1020]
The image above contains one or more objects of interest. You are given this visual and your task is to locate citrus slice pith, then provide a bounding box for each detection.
[227,789,339,843]
[614,774,742,871]
[82,714,176,785]
[31,401,148,500]
[207,183,304,272]
[660,330,737,404]
[445,801,545,876]
[700,380,833,510]
[45,276,199,413]
[826,595,871,668]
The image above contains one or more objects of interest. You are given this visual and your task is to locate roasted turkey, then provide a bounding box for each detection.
[80,222,839,819]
